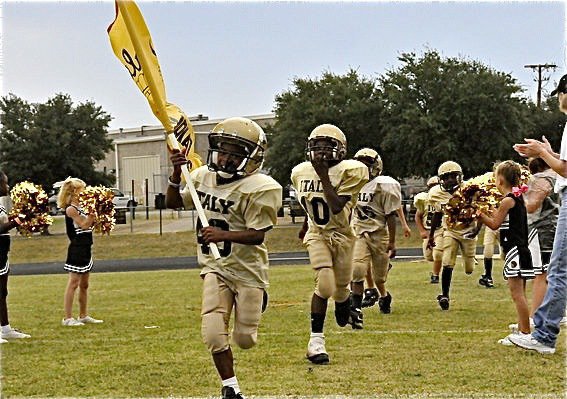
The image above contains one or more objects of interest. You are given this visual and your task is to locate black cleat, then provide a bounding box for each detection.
[222,386,245,399]
[478,275,494,288]
[378,292,392,314]
[361,288,379,308]
[307,353,330,365]
[334,297,352,327]
[430,274,439,284]
[349,308,363,330]
[437,295,450,310]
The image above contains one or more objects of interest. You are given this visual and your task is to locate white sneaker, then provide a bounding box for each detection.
[77,315,103,324]
[508,333,555,354]
[498,333,518,346]
[1,328,31,339]
[61,318,84,326]
[0,338,8,344]
[508,318,534,333]
[306,333,329,364]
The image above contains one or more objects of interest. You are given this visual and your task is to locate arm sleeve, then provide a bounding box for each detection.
[381,183,402,216]
[336,165,369,197]
[414,194,426,214]
[244,187,283,230]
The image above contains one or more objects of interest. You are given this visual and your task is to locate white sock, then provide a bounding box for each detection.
[222,376,240,394]
[1,324,11,333]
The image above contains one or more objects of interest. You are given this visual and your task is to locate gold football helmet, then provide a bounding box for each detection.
[306,124,347,162]
[207,117,267,179]
[354,148,382,178]
[426,176,440,188]
[438,161,463,192]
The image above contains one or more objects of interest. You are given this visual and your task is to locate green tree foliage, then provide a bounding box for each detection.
[379,50,531,178]
[525,96,566,151]
[0,93,114,189]
[265,70,382,186]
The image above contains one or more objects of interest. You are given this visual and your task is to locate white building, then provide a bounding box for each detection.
[98,113,276,205]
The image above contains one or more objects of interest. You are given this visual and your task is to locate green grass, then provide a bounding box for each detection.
[10,219,424,264]
[2,261,564,398]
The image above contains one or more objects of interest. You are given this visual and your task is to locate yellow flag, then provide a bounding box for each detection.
[107,0,201,168]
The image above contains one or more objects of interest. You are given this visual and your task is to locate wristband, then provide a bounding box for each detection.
[168,177,181,188]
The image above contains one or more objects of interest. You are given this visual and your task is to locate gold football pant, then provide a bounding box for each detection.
[422,228,444,262]
[352,229,389,285]
[442,233,477,274]
[304,229,354,303]
[483,227,502,259]
[201,272,264,354]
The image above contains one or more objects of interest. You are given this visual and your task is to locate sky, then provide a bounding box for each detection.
[1,1,565,131]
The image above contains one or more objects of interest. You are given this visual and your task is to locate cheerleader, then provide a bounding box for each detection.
[58,177,102,326]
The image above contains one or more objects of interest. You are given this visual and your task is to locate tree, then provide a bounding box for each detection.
[0,93,115,189]
[265,69,382,186]
[525,96,566,151]
[379,50,531,178]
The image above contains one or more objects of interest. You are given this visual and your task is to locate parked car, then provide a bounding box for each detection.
[110,188,137,209]
[47,184,137,215]
[48,181,65,216]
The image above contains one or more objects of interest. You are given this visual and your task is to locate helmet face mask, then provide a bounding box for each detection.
[437,161,463,192]
[207,117,266,179]
[439,171,462,192]
[306,124,347,162]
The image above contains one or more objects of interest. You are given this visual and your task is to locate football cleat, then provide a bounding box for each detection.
[349,308,363,330]
[437,295,450,311]
[306,333,330,365]
[378,292,392,314]
[361,288,379,308]
[430,274,440,284]
[478,275,494,288]
[334,297,352,327]
[221,386,246,399]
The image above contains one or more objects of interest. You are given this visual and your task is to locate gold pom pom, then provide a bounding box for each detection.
[79,186,116,235]
[445,172,504,229]
[9,181,53,237]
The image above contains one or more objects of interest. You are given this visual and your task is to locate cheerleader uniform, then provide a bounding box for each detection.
[500,193,534,279]
[0,197,10,276]
[64,205,93,273]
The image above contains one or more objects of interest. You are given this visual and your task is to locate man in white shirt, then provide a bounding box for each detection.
[510,74,567,354]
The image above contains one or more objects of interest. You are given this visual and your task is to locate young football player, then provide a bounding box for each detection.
[427,161,478,310]
[167,117,282,399]
[361,205,410,307]
[350,148,402,323]
[291,124,368,365]
[414,176,441,283]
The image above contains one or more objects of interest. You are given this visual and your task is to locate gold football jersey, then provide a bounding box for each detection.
[291,159,368,234]
[352,175,402,235]
[180,166,282,288]
[414,191,436,229]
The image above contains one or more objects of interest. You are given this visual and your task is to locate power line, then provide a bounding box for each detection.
[524,63,557,108]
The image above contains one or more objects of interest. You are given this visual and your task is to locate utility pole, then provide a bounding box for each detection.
[524,63,557,107]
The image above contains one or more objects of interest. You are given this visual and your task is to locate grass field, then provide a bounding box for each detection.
[1,260,564,398]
